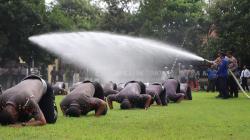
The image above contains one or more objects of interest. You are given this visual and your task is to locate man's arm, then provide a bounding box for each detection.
[240,71,243,79]
[11,101,47,127]
[60,105,67,116]
[26,102,46,126]
[246,69,250,78]
[144,95,152,110]
[94,99,107,117]
[60,97,69,115]
[153,93,162,105]
[24,110,46,126]
[106,94,116,109]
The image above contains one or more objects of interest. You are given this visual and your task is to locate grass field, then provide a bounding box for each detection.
[1,92,250,140]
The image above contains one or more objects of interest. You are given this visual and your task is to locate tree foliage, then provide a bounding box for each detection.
[56,0,102,30]
[0,0,53,66]
[0,0,249,66]
[134,0,207,57]
[98,0,138,33]
[207,0,250,65]
[0,0,101,66]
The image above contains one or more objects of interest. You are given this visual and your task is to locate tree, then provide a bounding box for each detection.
[0,0,53,66]
[135,0,207,54]
[98,0,138,33]
[207,0,250,65]
[56,0,102,30]
[45,6,75,31]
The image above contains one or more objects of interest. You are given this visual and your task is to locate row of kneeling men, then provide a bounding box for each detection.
[0,75,191,126]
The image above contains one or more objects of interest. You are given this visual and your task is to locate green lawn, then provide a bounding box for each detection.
[1,92,250,140]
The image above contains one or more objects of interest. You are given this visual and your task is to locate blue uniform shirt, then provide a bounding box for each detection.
[207,68,217,79]
[217,57,228,77]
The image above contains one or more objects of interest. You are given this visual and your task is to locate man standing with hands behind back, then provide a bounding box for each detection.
[240,65,250,92]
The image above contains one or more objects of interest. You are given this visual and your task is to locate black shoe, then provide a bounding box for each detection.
[215,95,222,98]
[222,95,230,99]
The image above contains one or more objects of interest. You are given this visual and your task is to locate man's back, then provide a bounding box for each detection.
[146,84,163,95]
[163,79,178,96]
[60,92,94,115]
[71,83,95,97]
[1,79,44,103]
[61,92,90,106]
[118,83,141,96]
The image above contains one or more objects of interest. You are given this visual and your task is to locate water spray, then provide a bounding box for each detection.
[169,34,187,77]
[169,26,204,78]
[29,31,203,83]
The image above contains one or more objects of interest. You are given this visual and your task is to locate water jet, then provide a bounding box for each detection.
[29,32,204,83]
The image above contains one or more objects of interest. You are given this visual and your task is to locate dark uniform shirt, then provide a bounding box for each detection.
[103,82,115,91]
[108,83,149,108]
[61,82,103,115]
[103,82,118,97]
[60,93,101,115]
[146,84,163,96]
[0,79,45,122]
[70,82,95,97]
[163,79,184,102]
[146,84,163,105]
[164,79,178,95]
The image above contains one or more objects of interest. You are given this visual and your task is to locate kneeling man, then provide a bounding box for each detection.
[0,75,57,126]
[146,83,167,105]
[163,78,185,103]
[107,81,152,110]
[53,82,68,95]
[180,83,192,100]
[60,81,107,117]
[103,81,119,97]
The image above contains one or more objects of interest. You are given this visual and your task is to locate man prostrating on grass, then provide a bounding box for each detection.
[107,81,152,110]
[163,78,185,103]
[146,83,167,106]
[60,81,107,117]
[0,75,58,126]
